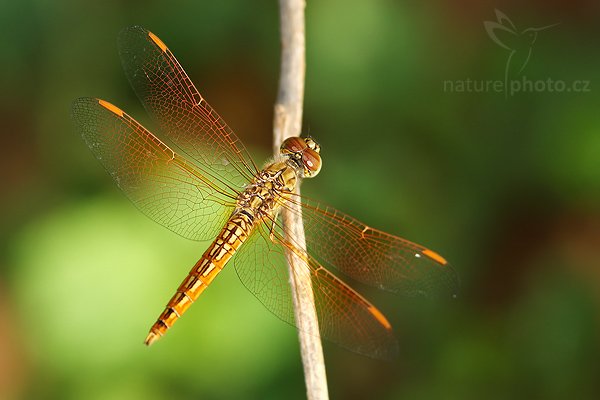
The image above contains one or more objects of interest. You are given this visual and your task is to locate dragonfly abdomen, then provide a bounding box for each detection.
[144,211,255,345]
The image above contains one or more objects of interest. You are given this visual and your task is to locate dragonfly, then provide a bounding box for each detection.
[72,26,458,360]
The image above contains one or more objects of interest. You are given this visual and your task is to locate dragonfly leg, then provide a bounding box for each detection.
[268,216,278,242]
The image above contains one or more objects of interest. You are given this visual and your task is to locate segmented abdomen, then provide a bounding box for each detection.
[144,211,254,345]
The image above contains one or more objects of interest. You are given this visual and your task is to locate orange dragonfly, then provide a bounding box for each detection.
[72,26,458,360]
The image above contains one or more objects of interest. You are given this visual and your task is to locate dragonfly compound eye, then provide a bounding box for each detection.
[302,148,322,177]
[280,137,307,156]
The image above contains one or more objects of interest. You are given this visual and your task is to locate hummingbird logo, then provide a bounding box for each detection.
[484,9,559,90]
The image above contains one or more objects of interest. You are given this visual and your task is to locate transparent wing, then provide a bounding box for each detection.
[287,196,459,297]
[72,97,237,241]
[118,26,259,191]
[234,221,399,360]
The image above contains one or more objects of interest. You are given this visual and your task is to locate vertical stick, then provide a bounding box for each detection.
[273,1,329,399]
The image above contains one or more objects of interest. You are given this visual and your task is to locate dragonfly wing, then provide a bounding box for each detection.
[234,221,399,360]
[286,197,459,297]
[118,26,258,191]
[72,97,236,241]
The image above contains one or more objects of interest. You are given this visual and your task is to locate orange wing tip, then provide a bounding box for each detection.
[98,99,124,117]
[421,248,448,266]
[148,31,168,52]
[368,306,392,330]
[144,331,162,346]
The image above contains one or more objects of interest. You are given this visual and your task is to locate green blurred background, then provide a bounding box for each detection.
[1,0,599,399]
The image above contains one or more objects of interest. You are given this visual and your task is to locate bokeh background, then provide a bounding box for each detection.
[1,1,599,399]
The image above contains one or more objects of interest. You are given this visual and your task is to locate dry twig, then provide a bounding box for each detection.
[273,0,329,399]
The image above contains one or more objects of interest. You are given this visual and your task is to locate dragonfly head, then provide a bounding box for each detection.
[280,136,322,178]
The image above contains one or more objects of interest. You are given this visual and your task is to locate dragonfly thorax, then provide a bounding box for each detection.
[236,160,298,220]
[233,136,322,221]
